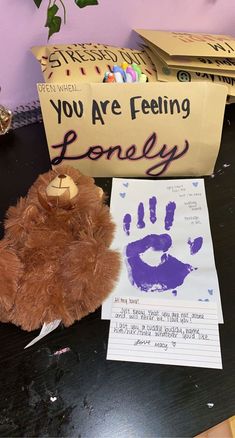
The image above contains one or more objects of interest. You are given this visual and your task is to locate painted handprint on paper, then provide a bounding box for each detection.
[123,197,203,293]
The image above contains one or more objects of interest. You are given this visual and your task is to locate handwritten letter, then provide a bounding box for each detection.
[102,178,223,323]
[107,297,222,369]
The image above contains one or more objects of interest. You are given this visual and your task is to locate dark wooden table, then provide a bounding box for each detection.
[0,105,234,438]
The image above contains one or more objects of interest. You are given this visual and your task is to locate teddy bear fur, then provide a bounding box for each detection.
[0,165,120,331]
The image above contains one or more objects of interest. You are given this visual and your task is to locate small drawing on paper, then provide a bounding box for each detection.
[123,197,203,295]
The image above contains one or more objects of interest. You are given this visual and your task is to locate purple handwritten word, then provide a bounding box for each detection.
[51,130,189,177]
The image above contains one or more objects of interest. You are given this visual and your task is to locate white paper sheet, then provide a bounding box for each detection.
[107,297,222,369]
[24,320,61,349]
[102,178,223,322]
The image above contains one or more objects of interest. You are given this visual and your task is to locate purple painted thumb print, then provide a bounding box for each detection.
[188,237,203,255]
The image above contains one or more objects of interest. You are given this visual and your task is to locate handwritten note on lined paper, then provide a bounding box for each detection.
[107,297,222,369]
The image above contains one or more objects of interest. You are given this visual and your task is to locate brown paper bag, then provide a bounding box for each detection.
[37,82,227,177]
[143,41,235,79]
[142,38,235,74]
[145,47,235,97]
[135,29,235,58]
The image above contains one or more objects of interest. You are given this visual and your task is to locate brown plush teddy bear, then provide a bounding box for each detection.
[0,166,120,331]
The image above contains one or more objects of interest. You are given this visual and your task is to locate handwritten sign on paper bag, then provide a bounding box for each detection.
[38,82,227,177]
[136,29,235,58]
[107,297,222,369]
[143,40,235,75]
[32,43,157,84]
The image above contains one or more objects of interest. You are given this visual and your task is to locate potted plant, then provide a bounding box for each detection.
[33,0,99,39]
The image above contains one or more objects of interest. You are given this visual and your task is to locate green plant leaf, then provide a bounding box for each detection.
[74,0,99,8]
[33,0,43,7]
[45,5,61,39]
[45,4,59,27]
[49,15,61,39]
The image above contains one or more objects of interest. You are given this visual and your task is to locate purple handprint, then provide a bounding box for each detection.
[123,197,203,293]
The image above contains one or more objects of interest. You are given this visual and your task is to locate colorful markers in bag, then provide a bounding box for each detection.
[103,72,115,83]
[103,63,148,83]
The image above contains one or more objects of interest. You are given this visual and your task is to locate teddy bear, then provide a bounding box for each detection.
[0,165,120,331]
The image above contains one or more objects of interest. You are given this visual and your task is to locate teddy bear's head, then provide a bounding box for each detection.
[46,173,79,200]
[27,165,103,211]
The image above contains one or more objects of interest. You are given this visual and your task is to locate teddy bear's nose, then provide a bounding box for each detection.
[58,174,67,179]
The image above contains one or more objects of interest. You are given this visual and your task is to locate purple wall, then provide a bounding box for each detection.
[0,0,234,110]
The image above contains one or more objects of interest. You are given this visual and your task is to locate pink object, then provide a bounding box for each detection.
[126,66,137,82]
[0,0,235,109]
[53,347,71,356]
